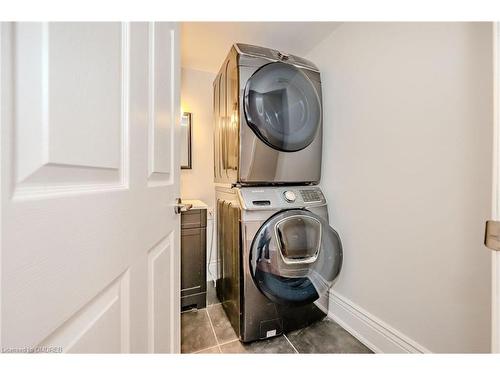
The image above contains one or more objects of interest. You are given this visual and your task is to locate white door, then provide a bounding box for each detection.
[492,22,500,354]
[0,22,181,353]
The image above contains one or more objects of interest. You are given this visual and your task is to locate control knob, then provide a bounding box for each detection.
[283,190,296,203]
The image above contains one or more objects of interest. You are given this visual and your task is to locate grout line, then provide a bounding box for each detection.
[205,304,239,353]
[283,334,299,354]
[181,307,203,315]
[205,306,221,349]
[192,344,219,354]
[219,337,239,347]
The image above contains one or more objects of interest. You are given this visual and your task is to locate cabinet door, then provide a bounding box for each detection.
[181,227,207,296]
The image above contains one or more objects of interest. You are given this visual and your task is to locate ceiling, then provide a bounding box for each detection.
[181,22,341,73]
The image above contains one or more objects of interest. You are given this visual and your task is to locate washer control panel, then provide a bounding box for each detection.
[299,189,322,203]
[238,186,325,210]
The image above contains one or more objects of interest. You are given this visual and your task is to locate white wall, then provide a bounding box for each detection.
[180,67,218,280]
[307,22,493,353]
[181,67,216,208]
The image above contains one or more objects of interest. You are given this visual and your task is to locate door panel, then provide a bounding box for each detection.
[0,22,181,353]
[14,22,126,195]
[47,22,122,170]
[147,233,174,353]
[39,271,130,353]
[148,22,175,184]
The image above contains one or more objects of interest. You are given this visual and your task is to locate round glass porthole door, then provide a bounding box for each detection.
[244,62,321,152]
[249,209,343,306]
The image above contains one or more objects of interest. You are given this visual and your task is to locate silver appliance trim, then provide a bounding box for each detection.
[233,43,320,73]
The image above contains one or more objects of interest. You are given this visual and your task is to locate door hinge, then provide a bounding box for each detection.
[485,220,500,251]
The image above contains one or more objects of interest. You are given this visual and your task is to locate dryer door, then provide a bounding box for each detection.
[249,209,342,306]
[244,62,321,152]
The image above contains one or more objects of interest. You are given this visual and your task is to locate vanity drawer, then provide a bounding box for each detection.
[181,208,207,229]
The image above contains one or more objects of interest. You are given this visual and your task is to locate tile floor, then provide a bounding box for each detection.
[181,282,372,354]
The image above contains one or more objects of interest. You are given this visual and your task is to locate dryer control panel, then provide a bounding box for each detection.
[238,186,326,210]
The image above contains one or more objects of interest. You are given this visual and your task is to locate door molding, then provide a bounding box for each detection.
[0,22,5,350]
[492,22,500,354]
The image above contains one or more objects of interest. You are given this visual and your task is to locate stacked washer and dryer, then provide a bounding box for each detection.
[214,43,343,343]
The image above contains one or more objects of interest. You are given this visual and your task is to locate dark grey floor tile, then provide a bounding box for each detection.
[181,309,217,353]
[286,318,372,354]
[207,304,238,344]
[206,281,219,305]
[220,336,296,354]
[196,346,221,354]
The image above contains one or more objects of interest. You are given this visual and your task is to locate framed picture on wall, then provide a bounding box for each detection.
[181,112,192,169]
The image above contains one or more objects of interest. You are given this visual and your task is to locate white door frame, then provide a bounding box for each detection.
[0,21,3,350]
[492,21,500,353]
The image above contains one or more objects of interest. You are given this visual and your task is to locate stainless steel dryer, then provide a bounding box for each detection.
[216,185,342,342]
[213,43,323,185]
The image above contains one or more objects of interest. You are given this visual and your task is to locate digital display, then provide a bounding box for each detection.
[300,190,322,203]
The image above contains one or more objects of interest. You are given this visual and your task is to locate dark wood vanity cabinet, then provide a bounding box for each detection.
[181,208,207,310]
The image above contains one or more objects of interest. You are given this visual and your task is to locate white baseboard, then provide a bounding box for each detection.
[327,291,431,353]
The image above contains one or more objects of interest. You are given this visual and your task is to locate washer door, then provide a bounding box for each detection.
[249,209,342,306]
[244,62,321,152]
